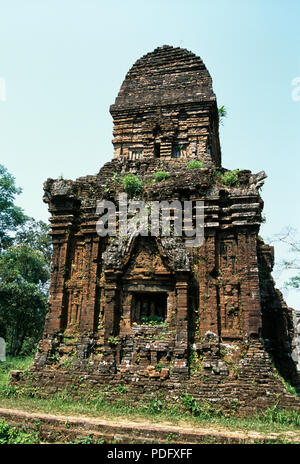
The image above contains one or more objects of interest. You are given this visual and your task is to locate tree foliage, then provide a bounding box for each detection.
[0,242,50,356]
[0,164,27,250]
[218,105,228,125]
[0,165,51,356]
[14,217,52,266]
[270,227,300,290]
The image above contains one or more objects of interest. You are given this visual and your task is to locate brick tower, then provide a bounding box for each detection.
[16,46,299,412]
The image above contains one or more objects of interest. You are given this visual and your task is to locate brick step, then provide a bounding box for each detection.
[0,408,299,444]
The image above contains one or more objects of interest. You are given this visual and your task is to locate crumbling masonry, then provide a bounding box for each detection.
[15,46,300,412]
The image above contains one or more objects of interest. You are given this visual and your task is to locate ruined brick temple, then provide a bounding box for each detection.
[19,46,300,410]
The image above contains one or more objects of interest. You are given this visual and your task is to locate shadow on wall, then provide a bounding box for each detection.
[258,239,299,386]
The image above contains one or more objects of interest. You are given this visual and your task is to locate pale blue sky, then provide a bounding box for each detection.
[0,0,299,306]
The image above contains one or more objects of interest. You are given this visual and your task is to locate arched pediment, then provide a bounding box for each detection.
[102,235,190,273]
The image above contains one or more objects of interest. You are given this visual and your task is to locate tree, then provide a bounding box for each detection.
[0,243,49,356]
[14,217,52,266]
[218,105,228,125]
[270,227,300,290]
[0,165,52,356]
[0,164,27,251]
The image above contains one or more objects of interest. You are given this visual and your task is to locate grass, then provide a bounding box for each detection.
[0,356,33,386]
[0,357,300,443]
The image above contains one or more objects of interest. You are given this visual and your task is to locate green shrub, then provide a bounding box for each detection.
[122,174,142,197]
[181,393,222,419]
[153,171,169,182]
[155,363,165,372]
[219,169,239,187]
[108,336,118,346]
[116,383,128,394]
[181,393,202,416]
[144,397,163,414]
[141,315,166,326]
[186,160,204,170]
[0,420,39,444]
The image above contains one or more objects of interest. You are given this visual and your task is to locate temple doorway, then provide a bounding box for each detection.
[131,292,167,324]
